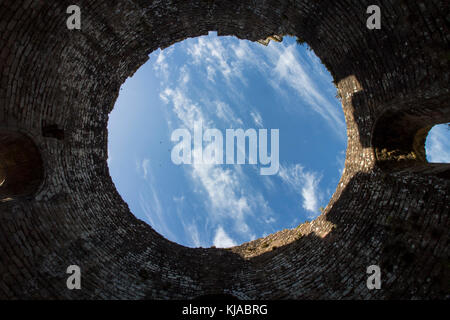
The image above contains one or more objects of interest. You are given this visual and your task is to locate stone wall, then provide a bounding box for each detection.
[0,0,448,299]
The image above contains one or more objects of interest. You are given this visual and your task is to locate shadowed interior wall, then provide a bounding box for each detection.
[0,0,448,299]
[0,130,43,201]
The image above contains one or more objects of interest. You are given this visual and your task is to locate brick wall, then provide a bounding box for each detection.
[0,0,448,299]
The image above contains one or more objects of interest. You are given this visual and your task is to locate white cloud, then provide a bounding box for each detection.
[191,163,251,234]
[250,110,263,128]
[187,37,247,88]
[426,124,450,163]
[336,149,346,175]
[161,88,250,233]
[279,164,322,217]
[264,217,276,224]
[139,185,178,242]
[206,65,216,82]
[185,222,202,247]
[153,50,169,81]
[141,158,150,179]
[226,38,345,139]
[107,149,113,166]
[137,157,179,242]
[179,65,190,85]
[301,171,320,212]
[233,42,247,60]
[215,100,243,125]
[230,40,267,73]
[173,195,185,202]
[267,44,345,138]
[213,226,237,248]
[260,174,275,191]
[160,87,207,129]
[181,35,344,139]
[154,35,344,243]
[159,85,252,236]
[159,81,276,240]
[188,37,232,80]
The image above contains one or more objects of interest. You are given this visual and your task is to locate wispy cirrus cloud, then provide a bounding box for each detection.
[279,164,323,218]
[215,100,243,126]
[336,149,346,176]
[191,163,252,234]
[185,222,202,248]
[213,225,237,248]
[107,149,113,166]
[250,110,263,128]
[153,49,170,82]
[266,44,345,138]
[141,158,150,179]
[188,37,236,82]
[152,34,342,245]
[109,34,349,248]
[158,83,266,241]
[160,87,208,128]
[225,38,345,138]
[138,163,178,242]
[426,124,450,163]
[183,34,345,135]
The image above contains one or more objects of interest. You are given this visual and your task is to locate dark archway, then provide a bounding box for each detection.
[0,130,44,201]
[0,0,448,299]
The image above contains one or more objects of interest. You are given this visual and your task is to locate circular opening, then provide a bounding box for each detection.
[107,33,346,248]
[425,123,450,163]
[0,130,44,201]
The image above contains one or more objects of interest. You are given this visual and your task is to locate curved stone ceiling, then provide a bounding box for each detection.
[0,0,448,299]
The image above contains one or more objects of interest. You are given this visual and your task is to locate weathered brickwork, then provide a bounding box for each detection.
[0,0,448,299]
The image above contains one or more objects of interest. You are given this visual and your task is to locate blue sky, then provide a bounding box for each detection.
[426,124,450,163]
[107,33,448,248]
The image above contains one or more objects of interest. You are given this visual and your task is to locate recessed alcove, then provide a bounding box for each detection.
[0,0,448,300]
[0,130,44,202]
